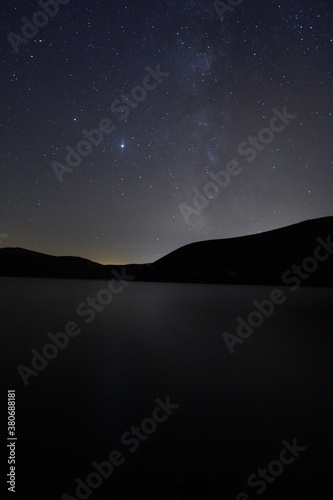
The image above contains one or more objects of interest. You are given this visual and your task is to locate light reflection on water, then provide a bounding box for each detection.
[2,279,333,499]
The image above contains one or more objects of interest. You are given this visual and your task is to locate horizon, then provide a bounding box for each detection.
[2,1,333,264]
[2,214,332,266]
[2,2,333,498]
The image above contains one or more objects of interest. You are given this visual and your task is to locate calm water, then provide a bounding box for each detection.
[2,279,333,499]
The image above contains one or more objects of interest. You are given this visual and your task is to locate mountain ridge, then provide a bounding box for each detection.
[1,216,332,285]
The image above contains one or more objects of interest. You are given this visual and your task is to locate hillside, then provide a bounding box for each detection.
[0,217,332,285]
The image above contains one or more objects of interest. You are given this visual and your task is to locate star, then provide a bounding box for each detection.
[1,0,332,263]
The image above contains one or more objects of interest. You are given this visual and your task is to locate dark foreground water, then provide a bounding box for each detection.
[2,278,333,499]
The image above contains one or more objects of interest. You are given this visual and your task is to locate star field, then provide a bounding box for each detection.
[1,0,332,263]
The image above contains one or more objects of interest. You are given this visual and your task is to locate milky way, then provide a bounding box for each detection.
[1,0,332,263]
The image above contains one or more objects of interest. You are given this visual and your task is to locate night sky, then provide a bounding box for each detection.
[1,0,332,264]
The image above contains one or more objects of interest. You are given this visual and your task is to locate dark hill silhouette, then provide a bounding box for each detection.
[151,216,333,285]
[0,217,332,285]
[0,247,108,279]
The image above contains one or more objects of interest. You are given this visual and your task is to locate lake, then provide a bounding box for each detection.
[2,278,333,499]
